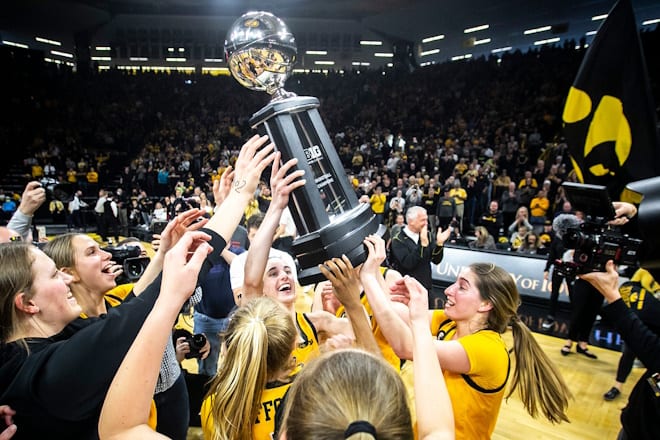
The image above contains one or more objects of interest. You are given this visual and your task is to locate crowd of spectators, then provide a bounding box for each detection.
[2,26,660,440]
[1,29,659,254]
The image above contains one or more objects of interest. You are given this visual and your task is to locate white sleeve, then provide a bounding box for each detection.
[229,252,248,290]
[7,210,33,240]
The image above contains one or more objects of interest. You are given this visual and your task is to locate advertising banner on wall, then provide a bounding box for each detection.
[431,246,570,307]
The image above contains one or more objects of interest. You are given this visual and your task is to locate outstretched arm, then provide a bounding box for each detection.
[98,231,212,439]
[580,261,660,374]
[319,256,377,354]
[205,135,277,243]
[134,209,207,296]
[8,181,47,240]
[360,234,416,359]
[362,235,471,373]
[242,154,305,304]
[408,276,454,440]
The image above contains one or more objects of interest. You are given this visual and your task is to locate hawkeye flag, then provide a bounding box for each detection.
[562,0,659,200]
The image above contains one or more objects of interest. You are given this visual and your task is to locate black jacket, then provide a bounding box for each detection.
[544,234,565,272]
[0,229,225,439]
[389,228,444,291]
[601,298,660,439]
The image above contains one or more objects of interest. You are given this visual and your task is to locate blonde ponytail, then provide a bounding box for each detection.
[205,297,296,439]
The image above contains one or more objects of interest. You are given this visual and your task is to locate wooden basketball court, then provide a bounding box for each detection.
[491,330,637,440]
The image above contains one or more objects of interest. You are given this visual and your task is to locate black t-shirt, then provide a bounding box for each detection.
[0,229,226,439]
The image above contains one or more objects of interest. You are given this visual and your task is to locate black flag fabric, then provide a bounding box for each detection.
[562,0,660,200]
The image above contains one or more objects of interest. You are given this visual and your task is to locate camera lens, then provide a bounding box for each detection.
[191,333,207,349]
[123,257,148,281]
[126,261,143,278]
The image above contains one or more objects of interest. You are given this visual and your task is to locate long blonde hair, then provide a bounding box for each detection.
[470,263,571,423]
[205,297,296,440]
[280,349,413,439]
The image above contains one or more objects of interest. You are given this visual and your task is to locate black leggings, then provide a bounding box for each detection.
[548,270,572,318]
[567,278,603,343]
[616,343,636,383]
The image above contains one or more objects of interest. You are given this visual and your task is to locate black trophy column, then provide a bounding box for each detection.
[250,96,383,284]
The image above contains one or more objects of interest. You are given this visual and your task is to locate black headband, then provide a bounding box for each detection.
[344,420,377,438]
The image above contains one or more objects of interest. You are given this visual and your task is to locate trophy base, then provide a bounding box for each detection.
[293,203,386,285]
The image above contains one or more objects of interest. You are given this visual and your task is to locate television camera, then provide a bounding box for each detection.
[102,244,150,284]
[554,182,642,277]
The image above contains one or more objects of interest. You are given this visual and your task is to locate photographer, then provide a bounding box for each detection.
[581,258,660,440]
[541,214,577,330]
[559,235,602,357]
[6,181,47,242]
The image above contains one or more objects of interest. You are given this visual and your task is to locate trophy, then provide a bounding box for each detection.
[225,11,384,284]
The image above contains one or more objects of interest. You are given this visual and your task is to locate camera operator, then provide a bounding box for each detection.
[557,213,601,359]
[603,268,660,402]
[581,256,660,440]
[110,237,152,285]
[541,214,578,330]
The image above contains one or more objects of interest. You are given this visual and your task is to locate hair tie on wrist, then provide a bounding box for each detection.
[344,420,377,438]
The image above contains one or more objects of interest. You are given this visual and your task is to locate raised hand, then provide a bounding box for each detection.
[319,256,361,309]
[161,230,213,304]
[18,181,46,216]
[436,226,451,245]
[319,255,379,353]
[579,260,622,303]
[608,202,637,226]
[405,276,430,325]
[361,234,387,279]
[389,277,411,306]
[269,152,306,211]
[156,208,208,255]
[231,134,276,198]
[213,165,234,206]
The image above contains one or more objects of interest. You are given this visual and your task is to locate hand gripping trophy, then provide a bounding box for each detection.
[225,11,384,284]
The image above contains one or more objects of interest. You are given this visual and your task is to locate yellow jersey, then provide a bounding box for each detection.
[430,310,509,440]
[201,377,294,440]
[291,312,321,374]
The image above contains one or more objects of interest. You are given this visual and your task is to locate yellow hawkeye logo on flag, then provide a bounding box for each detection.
[563,86,632,181]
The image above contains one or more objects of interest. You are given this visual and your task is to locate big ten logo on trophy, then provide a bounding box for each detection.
[304,145,323,162]
[225,11,384,284]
